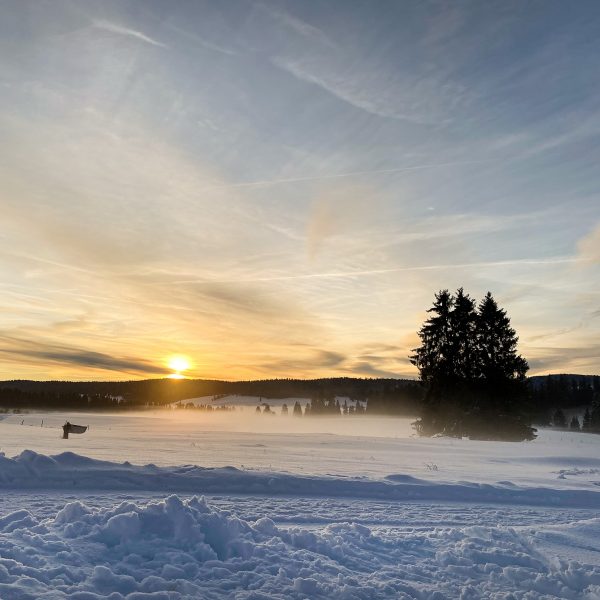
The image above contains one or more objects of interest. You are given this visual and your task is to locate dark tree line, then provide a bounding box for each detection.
[411,289,534,441]
[0,387,129,410]
[529,374,600,422]
[0,377,423,413]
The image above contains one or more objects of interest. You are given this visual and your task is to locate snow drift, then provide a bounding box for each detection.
[1,493,600,599]
[2,450,600,508]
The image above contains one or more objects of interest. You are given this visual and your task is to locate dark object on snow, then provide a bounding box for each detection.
[62,421,88,439]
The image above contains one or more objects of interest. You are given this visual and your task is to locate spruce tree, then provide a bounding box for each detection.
[569,415,580,430]
[583,407,592,430]
[475,292,529,426]
[411,288,534,440]
[410,289,454,387]
[450,288,479,383]
[477,292,528,384]
[410,290,457,435]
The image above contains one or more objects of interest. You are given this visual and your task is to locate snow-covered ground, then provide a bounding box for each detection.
[1,409,599,488]
[1,408,600,598]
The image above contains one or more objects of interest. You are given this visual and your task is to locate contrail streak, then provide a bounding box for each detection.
[201,159,496,190]
[164,256,579,285]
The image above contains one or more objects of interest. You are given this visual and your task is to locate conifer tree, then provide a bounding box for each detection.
[477,292,528,384]
[411,288,534,440]
[450,288,479,383]
[410,290,458,435]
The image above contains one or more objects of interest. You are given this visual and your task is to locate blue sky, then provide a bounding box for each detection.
[0,0,599,380]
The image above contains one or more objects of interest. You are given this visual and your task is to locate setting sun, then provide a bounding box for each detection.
[167,356,191,378]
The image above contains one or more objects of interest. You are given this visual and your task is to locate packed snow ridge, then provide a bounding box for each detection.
[1,493,600,599]
[3,450,600,508]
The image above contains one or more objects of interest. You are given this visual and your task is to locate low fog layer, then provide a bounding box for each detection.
[2,409,600,488]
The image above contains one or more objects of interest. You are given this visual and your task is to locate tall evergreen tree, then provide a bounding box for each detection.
[411,288,534,441]
[450,288,479,383]
[410,290,459,435]
[477,292,528,384]
[410,289,454,387]
[475,292,529,419]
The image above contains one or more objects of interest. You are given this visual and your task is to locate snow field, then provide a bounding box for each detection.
[2,411,600,598]
[1,492,600,599]
[3,450,600,508]
[2,411,600,490]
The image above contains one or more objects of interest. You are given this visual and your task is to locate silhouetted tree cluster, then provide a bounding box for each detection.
[411,289,534,441]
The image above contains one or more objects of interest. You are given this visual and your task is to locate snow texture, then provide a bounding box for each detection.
[2,410,600,598]
[0,491,600,599]
[2,450,600,509]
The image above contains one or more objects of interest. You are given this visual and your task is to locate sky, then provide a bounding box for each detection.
[0,0,599,381]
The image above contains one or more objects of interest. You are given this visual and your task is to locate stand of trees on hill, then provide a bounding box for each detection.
[529,374,600,423]
[411,289,535,441]
[0,377,423,413]
[0,367,597,427]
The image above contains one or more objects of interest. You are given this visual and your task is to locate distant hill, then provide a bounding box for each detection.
[0,377,423,414]
[528,374,600,390]
[0,374,597,415]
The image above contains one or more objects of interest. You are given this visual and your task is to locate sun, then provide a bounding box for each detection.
[167,356,191,378]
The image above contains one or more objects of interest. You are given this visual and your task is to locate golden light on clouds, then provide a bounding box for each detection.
[0,0,599,382]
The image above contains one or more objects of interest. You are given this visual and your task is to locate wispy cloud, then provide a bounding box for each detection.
[256,3,335,48]
[261,350,347,375]
[577,222,600,265]
[272,56,411,121]
[93,19,167,48]
[169,256,579,284]
[199,159,496,190]
[165,22,235,56]
[528,344,600,374]
[0,334,161,376]
[1,0,599,379]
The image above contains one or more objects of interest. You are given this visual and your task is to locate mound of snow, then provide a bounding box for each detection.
[3,450,600,509]
[0,494,599,598]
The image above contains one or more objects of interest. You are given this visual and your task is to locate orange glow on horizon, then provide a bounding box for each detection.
[167,355,191,379]
[167,372,186,380]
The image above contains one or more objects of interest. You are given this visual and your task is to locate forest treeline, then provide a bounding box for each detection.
[529,374,600,415]
[0,377,422,413]
[0,374,598,420]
